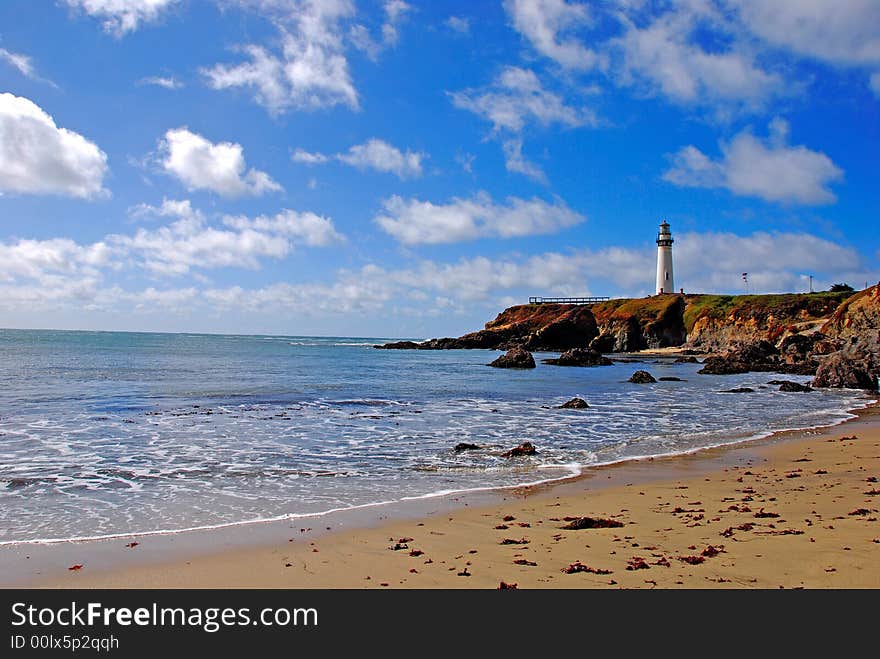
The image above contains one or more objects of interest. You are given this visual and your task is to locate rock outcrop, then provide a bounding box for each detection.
[542,348,613,367]
[628,370,656,384]
[488,348,536,369]
[374,285,880,390]
[559,397,589,409]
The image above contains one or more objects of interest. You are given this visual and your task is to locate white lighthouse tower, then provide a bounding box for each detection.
[655,220,674,295]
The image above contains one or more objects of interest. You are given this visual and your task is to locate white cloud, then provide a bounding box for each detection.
[291,148,330,164]
[0,93,108,199]
[223,209,345,247]
[112,203,343,275]
[203,0,359,113]
[675,230,865,294]
[336,139,423,178]
[0,48,36,78]
[501,138,546,183]
[139,75,183,89]
[65,0,179,36]
[292,138,424,178]
[0,237,111,284]
[663,119,844,205]
[349,0,409,60]
[503,0,601,71]
[445,16,470,34]
[374,192,584,245]
[451,66,593,133]
[730,0,880,67]
[613,5,785,114]
[159,127,281,197]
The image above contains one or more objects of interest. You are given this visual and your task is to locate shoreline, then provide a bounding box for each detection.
[5,395,879,588]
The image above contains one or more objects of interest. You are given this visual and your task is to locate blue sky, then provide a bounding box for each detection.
[0,0,878,337]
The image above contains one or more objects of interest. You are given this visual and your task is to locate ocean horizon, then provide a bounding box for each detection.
[0,327,872,545]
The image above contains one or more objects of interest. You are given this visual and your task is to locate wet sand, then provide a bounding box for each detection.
[12,403,880,589]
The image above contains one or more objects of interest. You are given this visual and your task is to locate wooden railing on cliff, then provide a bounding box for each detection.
[528,296,611,305]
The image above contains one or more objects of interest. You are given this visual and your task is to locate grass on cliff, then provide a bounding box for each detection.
[682,291,852,333]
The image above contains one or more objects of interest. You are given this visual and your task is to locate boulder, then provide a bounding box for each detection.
[543,348,613,367]
[501,442,537,457]
[723,387,755,393]
[374,340,423,349]
[454,443,482,452]
[777,381,813,392]
[628,370,656,384]
[558,397,589,409]
[489,348,536,369]
[674,356,699,363]
[812,353,878,390]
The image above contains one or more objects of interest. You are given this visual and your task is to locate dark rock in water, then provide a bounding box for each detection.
[454,443,482,452]
[723,387,755,393]
[674,356,699,363]
[698,340,782,375]
[559,397,589,409]
[628,370,656,384]
[778,381,813,392]
[489,347,536,369]
[813,352,878,390]
[502,442,537,457]
[374,340,423,349]
[658,376,683,381]
[698,356,750,375]
[543,347,613,367]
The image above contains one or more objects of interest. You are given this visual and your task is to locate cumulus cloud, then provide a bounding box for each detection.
[730,0,880,67]
[374,192,584,245]
[613,5,785,115]
[294,138,424,178]
[503,0,601,71]
[663,119,844,205]
[350,0,410,60]
[203,0,359,113]
[675,230,865,294]
[451,66,593,133]
[291,148,331,164]
[451,66,594,181]
[159,127,281,197]
[501,138,546,183]
[0,93,108,199]
[65,0,179,36]
[112,202,343,275]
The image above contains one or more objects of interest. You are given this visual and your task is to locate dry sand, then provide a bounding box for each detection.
[24,404,880,589]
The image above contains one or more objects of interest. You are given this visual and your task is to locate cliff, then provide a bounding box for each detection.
[375,284,879,389]
[683,291,851,352]
[377,287,872,355]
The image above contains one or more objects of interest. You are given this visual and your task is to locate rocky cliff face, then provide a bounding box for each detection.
[683,292,850,352]
[375,287,878,380]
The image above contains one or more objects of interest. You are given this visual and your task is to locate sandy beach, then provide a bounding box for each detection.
[9,400,876,590]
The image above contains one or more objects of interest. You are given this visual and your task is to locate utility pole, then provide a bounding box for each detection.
[809,274,813,293]
[742,272,749,295]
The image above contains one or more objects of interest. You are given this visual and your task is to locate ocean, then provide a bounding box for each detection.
[0,328,873,544]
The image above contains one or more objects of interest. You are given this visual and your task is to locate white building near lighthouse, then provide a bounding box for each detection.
[655,221,674,295]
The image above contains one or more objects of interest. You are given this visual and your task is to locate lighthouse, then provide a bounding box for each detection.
[655,221,674,295]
